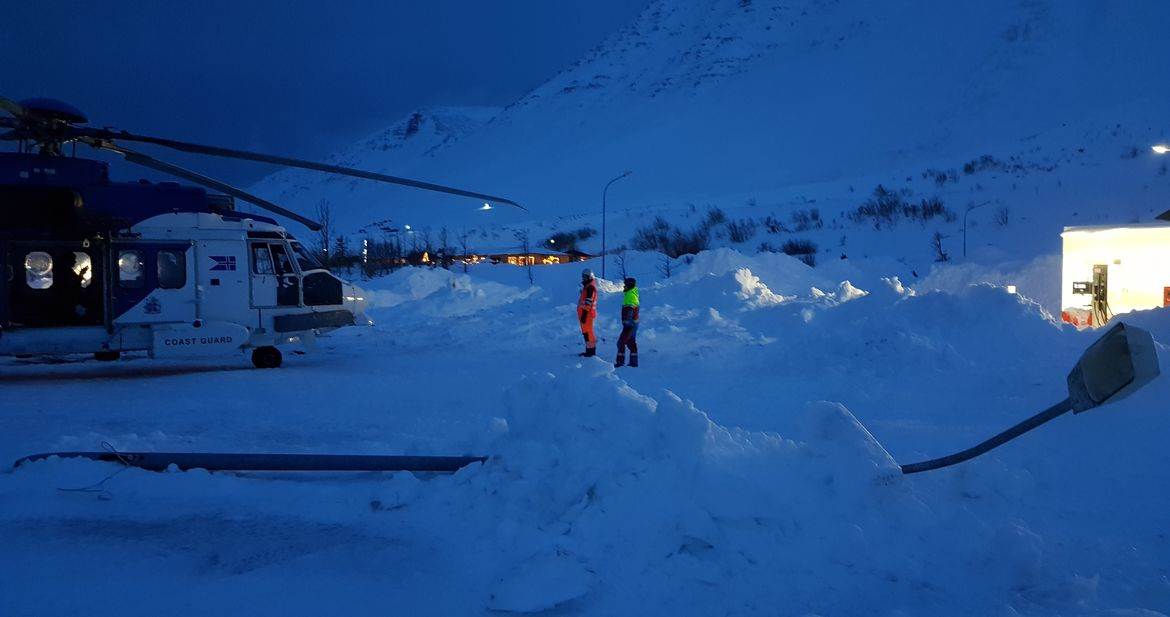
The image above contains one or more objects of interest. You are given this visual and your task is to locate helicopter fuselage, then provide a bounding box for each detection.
[0,152,368,366]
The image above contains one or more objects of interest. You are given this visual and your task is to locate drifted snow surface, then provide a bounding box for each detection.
[1,251,1168,616]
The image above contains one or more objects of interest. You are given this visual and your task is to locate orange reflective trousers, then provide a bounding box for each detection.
[578,281,597,351]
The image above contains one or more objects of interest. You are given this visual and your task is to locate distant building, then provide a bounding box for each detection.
[1061,221,1170,327]
[455,243,591,266]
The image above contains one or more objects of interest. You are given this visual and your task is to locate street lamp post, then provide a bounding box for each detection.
[601,170,632,279]
[962,201,990,259]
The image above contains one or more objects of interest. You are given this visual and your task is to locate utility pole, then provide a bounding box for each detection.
[601,170,632,279]
[963,201,989,259]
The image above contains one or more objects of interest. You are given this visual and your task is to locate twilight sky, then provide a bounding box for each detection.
[0,0,645,185]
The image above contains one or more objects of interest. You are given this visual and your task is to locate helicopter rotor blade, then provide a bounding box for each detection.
[86,140,323,232]
[0,96,25,118]
[74,127,525,211]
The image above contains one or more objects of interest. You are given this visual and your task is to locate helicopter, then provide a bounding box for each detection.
[0,96,522,368]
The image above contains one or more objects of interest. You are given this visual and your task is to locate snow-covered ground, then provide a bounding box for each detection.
[2,253,1167,616]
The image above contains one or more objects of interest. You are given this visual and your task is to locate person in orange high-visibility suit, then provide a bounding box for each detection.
[577,269,598,357]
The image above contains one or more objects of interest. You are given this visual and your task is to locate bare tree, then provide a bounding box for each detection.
[315,200,333,265]
[994,206,1010,227]
[332,236,349,274]
[614,249,629,279]
[438,227,451,270]
[657,253,673,279]
[931,231,950,262]
[515,229,534,285]
[458,228,472,273]
[421,229,434,265]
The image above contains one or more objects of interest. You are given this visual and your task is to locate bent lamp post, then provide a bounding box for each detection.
[14,448,486,474]
[900,322,1160,474]
[14,325,1157,477]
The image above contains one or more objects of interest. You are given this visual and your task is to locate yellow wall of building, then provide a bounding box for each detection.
[1061,225,1170,317]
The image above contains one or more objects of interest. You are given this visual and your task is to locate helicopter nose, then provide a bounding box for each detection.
[345,283,371,325]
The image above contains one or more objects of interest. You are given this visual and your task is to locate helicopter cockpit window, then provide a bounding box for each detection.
[270,243,295,275]
[157,250,186,289]
[72,252,92,289]
[290,241,323,272]
[252,245,275,275]
[118,250,145,288]
[24,251,53,290]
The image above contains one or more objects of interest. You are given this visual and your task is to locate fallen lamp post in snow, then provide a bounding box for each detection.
[900,322,1160,474]
[13,450,487,474]
[10,325,1159,478]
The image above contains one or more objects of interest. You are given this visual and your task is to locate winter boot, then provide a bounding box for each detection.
[614,353,625,368]
[579,348,596,358]
[629,353,638,368]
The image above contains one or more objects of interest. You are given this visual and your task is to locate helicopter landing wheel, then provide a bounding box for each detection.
[94,351,121,362]
[251,346,283,369]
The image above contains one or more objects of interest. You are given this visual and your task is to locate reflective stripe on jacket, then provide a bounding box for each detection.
[578,281,597,315]
[621,287,639,323]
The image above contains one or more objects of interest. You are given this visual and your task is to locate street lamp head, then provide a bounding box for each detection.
[1067,322,1159,412]
[1152,145,1170,155]
[480,203,493,211]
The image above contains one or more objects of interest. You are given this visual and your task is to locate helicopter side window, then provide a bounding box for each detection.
[24,251,53,290]
[157,250,186,289]
[290,241,323,271]
[118,250,145,288]
[252,245,275,275]
[72,252,92,289]
[270,243,295,275]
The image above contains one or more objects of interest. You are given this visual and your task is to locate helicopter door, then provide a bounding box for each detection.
[249,242,300,308]
[111,243,196,325]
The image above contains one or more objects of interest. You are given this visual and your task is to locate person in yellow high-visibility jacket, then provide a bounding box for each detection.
[615,277,639,368]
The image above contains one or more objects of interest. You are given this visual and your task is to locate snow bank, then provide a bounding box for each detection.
[4,248,1167,616]
[428,355,1114,615]
[916,254,1062,317]
[363,267,537,317]
[463,362,917,612]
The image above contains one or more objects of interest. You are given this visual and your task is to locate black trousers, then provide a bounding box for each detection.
[617,324,638,356]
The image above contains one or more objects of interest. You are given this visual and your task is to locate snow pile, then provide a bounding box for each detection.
[2,249,1168,616]
[916,255,1063,317]
[363,266,537,317]
[667,248,832,292]
[468,364,914,613]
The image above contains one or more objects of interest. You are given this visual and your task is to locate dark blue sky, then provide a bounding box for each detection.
[1,0,645,185]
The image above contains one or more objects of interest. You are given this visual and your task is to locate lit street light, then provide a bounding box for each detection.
[601,170,632,279]
[1152,144,1170,154]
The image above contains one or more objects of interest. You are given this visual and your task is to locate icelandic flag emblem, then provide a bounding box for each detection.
[209,255,237,271]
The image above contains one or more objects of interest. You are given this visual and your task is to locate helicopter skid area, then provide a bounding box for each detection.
[0,321,295,360]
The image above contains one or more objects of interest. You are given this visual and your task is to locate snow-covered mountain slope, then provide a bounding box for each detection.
[251,106,500,223]
[252,0,1170,254]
